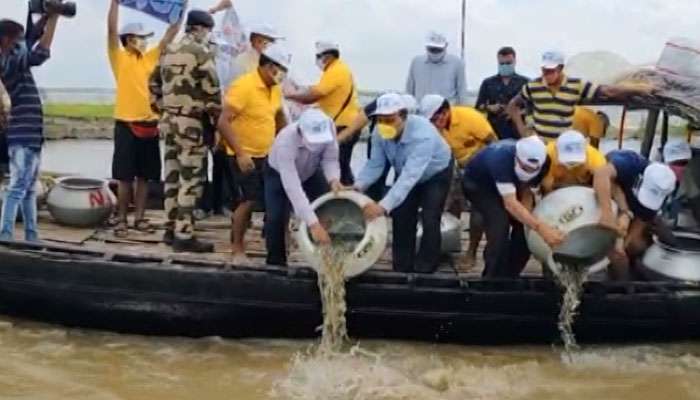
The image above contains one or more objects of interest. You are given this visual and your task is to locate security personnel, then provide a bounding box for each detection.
[150,10,221,253]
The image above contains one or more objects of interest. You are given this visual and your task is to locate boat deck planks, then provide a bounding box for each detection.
[17,210,545,277]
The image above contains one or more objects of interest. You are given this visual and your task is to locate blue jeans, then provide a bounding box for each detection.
[263,163,329,266]
[0,145,41,241]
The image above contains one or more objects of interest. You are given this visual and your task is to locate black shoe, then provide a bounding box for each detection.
[172,237,215,253]
[163,230,174,246]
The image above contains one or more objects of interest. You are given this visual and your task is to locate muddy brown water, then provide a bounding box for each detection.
[0,316,699,400]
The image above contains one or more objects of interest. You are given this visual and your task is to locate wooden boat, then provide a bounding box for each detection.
[1,226,699,345]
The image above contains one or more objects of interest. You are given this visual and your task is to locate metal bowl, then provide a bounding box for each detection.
[642,231,700,282]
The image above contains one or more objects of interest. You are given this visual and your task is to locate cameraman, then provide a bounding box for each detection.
[0,11,60,242]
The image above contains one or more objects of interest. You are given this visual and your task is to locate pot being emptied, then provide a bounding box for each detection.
[642,231,700,282]
[296,191,389,278]
[47,177,115,228]
[527,186,617,275]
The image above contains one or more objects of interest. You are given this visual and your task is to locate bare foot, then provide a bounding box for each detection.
[231,252,251,266]
[457,253,476,273]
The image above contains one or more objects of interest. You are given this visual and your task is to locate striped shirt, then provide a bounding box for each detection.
[520,76,599,140]
[0,40,51,150]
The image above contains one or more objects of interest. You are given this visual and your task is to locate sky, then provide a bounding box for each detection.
[3,0,700,92]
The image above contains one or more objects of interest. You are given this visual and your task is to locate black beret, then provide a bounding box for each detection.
[186,10,215,29]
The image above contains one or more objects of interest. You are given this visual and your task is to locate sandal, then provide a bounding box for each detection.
[114,221,129,239]
[134,219,156,234]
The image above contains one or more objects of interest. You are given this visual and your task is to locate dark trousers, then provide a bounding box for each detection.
[391,164,452,273]
[264,164,329,266]
[337,125,358,185]
[462,176,530,278]
[210,147,234,212]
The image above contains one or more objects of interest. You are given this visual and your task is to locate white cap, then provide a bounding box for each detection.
[119,22,154,38]
[298,109,335,144]
[315,40,339,55]
[425,30,448,49]
[516,136,547,168]
[419,94,447,119]
[556,130,587,164]
[249,23,284,40]
[637,163,677,211]
[371,93,406,116]
[541,50,565,68]
[262,43,292,70]
[663,139,692,163]
[401,94,418,114]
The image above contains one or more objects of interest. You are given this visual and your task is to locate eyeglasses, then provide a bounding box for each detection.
[426,47,444,54]
[499,61,514,66]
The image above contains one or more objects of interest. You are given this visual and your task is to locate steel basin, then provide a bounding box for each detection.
[642,231,700,282]
[417,213,463,254]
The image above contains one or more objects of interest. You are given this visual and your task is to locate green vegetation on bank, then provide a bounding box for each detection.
[44,104,114,119]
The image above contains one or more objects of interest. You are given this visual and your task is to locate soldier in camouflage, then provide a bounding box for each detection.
[150,10,221,253]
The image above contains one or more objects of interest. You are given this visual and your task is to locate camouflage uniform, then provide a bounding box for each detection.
[149,33,221,240]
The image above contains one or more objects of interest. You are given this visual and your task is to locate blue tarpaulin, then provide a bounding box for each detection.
[119,0,185,24]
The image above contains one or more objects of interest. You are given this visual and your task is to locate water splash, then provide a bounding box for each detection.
[316,246,351,355]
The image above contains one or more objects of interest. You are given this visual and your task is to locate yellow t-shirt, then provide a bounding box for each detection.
[542,141,607,193]
[313,59,361,127]
[572,106,606,139]
[443,106,497,167]
[224,70,282,157]
[108,44,161,122]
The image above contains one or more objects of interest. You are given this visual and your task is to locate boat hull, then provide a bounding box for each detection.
[0,241,699,344]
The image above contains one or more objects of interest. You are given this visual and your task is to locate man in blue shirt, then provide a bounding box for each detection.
[462,137,564,278]
[355,93,452,273]
[0,14,59,241]
[594,150,677,279]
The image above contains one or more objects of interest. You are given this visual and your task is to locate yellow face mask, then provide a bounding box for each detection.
[377,123,399,140]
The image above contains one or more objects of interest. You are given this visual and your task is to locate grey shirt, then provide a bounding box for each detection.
[405,53,468,106]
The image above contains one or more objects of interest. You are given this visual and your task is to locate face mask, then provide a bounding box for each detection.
[272,69,287,85]
[377,123,399,140]
[670,164,686,182]
[427,50,446,63]
[514,162,540,183]
[498,63,515,76]
[563,161,581,170]
[315,57,326,71]
[131,37,147,53]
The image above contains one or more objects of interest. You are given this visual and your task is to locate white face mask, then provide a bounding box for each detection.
[272,69,287,85]
[315,57,326,71]
[514,162,540,183]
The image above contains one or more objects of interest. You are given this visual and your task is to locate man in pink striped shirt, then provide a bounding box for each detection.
[264,109,344,266]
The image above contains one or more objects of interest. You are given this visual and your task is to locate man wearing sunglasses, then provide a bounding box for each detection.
[462,136,564,278]
[508,50,654,141]
[406,31,468,107]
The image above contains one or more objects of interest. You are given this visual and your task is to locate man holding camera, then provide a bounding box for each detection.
[0,9,61,241]
[107,0,185,238]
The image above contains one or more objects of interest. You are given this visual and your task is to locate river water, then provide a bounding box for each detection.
[1,315,699,400]
[5,139,697,399]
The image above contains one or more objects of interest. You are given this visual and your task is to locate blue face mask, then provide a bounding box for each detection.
[498,63,515,77]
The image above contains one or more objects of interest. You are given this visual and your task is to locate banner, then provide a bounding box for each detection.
[213,7,248,89]
[119,0,185,25]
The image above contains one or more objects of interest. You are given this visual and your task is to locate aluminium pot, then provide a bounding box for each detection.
[416,213,463,254]
[296,191,389,278]
[47,177,115,228]
[642,230,700,282]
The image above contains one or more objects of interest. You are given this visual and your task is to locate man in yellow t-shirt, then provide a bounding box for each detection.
[541,130,607,194]
[572,106,610,148]
[286,41,361,185]
[106,0,183,238]
[420,94,497,268]
[217,43,289,264]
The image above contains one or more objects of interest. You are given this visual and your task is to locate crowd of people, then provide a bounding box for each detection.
[0,0,694,280]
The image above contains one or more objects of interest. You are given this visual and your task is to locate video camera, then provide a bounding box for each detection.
[28,0,77,18]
